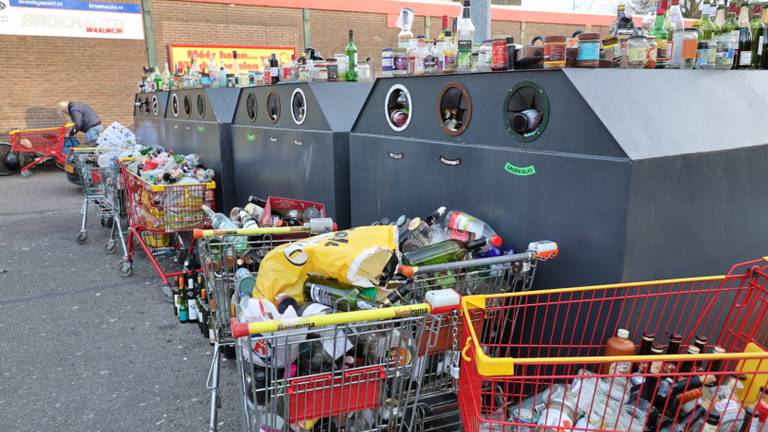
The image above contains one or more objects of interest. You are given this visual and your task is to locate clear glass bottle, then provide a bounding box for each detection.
[681,28,699,69]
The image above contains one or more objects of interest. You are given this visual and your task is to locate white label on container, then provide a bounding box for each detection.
[759,36,764,56]
[740,51,752,66]
[188,299,198,321]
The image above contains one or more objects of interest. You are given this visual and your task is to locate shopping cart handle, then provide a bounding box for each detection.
[230,289,461,338]
[193,219,335,239]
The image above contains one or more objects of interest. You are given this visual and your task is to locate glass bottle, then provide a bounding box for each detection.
[761,6,768,69]
[668,0,686,68]
[456,0,475,73]
[723,3,739,34]
[402,238,487,267]
[750,3,764,69]
[441,31,457,73]
[346,29,358,81]
[437,15,449,42]
[269,53,280,84]
[652,0,670,68]
[397,8,415,49]
[477,39,493,72]
[700,0,717,41]
[303,277,381,311]
[735,1,753,69]
[714,1,726,33]
[414,35,427,75]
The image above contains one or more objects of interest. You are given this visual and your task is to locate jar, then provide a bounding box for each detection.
[253,71,265,86]
[326,58,338,81]
[357,62,373,82]
[381,48,394,77]
[477,39,493,72]
[491,37,507,71]
[393,48,408,76]
[543,35,567,69]
[681,28,699,69]
[565,31,582,68]
[696,41,712,69]
[644,36,658,69]
[313,63,328,81]
[714,33,736,69]
[334,54,348,81]
[627,34,648,68]
[576,33,601,67]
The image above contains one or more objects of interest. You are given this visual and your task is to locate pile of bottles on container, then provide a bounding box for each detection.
[139,0,768,93]
[122,147,215,186]
[139,29,373,92]
[490,329,768,432]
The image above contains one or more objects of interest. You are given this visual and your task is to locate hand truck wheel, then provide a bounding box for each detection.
[118,261,133,277]
[105,239,116,254]
[77,232,87,244]
[222,345,236,360]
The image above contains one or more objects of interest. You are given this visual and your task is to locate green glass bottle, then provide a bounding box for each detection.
[303,277,380,311]
[750,3,764,68]
[723,3,739,34]
[652,0,670,68]
[700,0,717,41]
[346,29,358,81]
[401,238,487,267]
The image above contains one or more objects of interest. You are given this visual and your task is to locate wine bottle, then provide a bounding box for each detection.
[735,1,753,69]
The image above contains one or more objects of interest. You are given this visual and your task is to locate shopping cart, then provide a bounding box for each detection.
[8,124,71,176]
[459,257,768,432]
[194,222,336,432]
[230,288,463,432]
[72,148,127,254]
[229,247,557,432]
[119,160,215,289]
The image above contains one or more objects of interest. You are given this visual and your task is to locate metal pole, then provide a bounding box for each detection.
[302,8,311,50]
[141,0,156,68]
[471,0,491,44]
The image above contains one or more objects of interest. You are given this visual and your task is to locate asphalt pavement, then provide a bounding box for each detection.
[0,168,240,431]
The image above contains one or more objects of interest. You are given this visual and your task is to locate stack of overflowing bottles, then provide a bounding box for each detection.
[122,147,215,186]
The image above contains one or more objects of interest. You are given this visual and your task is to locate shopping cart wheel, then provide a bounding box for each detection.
[118,261,133,277]
[20,170,32,178]
[76,232,87,244]
[105,240,116,254]
[222,345,236,360]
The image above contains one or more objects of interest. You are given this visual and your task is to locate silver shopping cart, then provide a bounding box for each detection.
[72,147,127,257]
[230,245,558,432]
[194,220,335,432]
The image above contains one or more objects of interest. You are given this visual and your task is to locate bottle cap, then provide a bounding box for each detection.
[686,345,701,354]
[489,235,503,248]
[361,287,377,300]
[670,333,683,342]
[643,331,656,340]
[651,343,665,354]
[617,328,630,339]
[712,345,726,354]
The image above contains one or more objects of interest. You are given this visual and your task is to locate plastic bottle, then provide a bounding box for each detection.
[201,205,248,254]
[602,328,636,374]
[445,211,503,248]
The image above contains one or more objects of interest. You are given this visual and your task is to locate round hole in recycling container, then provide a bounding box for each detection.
[197,94,206,117]
[151,95,159,116]
[291,88,307,125]
[385,84,412,132]
[171,93,180,117]
[246,93,257,122]
[183,94,192,118]
[504,81,550,142]
[437,82,472,137]
[266,91,280,123]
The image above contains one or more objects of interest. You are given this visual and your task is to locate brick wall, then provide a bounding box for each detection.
[0,0,611,137]
[0,0,146,138]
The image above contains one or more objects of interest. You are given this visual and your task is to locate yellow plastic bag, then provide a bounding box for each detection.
[255,225,398,303]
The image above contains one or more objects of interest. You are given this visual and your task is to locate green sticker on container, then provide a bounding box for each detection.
[196,125,205,133]
[504,162,536,176]
[246,133,256,142]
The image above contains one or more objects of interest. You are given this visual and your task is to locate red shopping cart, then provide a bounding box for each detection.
[8,124,71,176]
[459,258,768,432]
[118,159,215,291]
